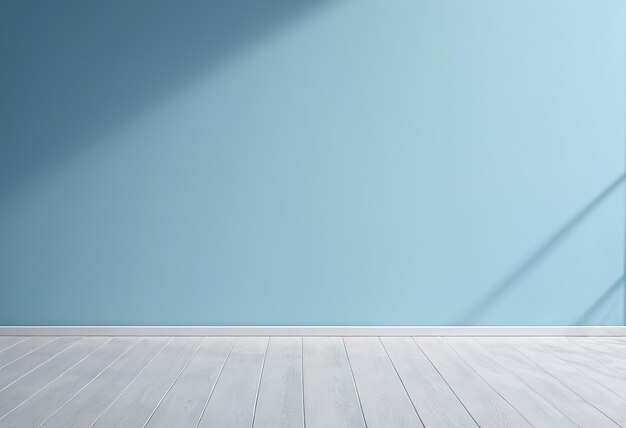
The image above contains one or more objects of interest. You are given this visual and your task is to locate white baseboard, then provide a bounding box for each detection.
[0,326,625,336]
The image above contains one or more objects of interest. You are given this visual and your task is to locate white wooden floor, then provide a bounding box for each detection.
[0,336,624,427]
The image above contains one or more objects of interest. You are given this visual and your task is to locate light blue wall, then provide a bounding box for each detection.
[1,0,625,326]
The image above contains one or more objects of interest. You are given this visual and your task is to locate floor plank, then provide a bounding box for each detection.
[380,337,477,427]
[536,337,626,399]
[253,337,304,428]
[0,337,136,427]
[41,337,169,427]
[0,335,622,427]
[198,337,269,428]
[0,337,28,353]
[415,337,532,428]
[590,336,626,350]
[0,337,110,419]
[445,337,576,427]
[590,337,626,368]
[92,337,203,427]
[475,337,618,427]
[567,337,626,372]
[303,337,366,428]
[0,336,55,369]
[507,337,626,425]
[344,337,423,427]
[0,337,81,391]
[145,337,234,427]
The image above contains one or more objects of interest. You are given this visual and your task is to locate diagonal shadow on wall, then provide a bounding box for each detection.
[0,0,330,202]
[452,172,626,325]
[573,275,624,325]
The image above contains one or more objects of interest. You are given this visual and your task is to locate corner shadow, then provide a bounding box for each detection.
[452,172,626,325]
[0,0,330,201]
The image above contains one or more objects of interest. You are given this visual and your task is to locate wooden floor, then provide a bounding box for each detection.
[0,336,624,427]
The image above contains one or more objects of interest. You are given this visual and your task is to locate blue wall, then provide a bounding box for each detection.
[1,0,625,326]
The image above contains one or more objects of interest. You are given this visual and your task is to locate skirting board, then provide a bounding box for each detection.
[0,326,625,336]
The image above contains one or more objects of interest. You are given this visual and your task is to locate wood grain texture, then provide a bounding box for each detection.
[0,337,136,427]
[91,337,203,427]
[0,336,55,369]
[415,337,532,428]
[380,337,478,427]
[344,337,423,427]
[303,337,366,428]
[445,337,575,427]
[0,335,622,427]
[0,337,80,391]
[41,337,169,427]
[568,337,626,372]
[145,337,234,428]
[535,337,626,399]
[253,337,304,428]
[0,337,28,353]
[198,337,269,428]
[475,337,618,427]
[591,336,626,349]
[0,337,109,420]
[507,337,626,425]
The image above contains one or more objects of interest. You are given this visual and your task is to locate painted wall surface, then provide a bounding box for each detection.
[1,0,625,326]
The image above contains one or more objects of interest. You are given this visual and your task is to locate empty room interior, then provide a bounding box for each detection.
[2,0,626,426]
